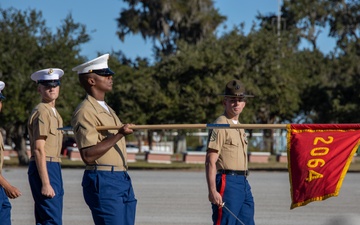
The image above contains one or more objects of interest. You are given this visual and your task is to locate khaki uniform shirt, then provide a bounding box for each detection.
[207,115,248,171]
[28,103,63,159]
[71,95,127,168]
[0,133,3,173]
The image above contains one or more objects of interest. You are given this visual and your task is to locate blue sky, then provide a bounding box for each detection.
[1,0,334,61]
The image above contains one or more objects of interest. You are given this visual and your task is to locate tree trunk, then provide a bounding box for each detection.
[147,130,153,150]
[8,122,29,166]
[263,129,275,155]
[135,131,143,152]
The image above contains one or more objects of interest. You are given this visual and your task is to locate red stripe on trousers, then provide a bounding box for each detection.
[216,174,226,225]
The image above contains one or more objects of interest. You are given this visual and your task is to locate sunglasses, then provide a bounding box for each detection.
[81,68,115,76]
[37,80,61,87]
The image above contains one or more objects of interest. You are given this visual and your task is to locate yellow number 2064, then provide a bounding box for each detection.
[305,136,333,182]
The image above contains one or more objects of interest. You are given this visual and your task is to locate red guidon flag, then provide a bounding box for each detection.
[287,124,360,209]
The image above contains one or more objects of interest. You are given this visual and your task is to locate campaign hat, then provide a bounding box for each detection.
[31,68,64,87]
[72,53,114,76]
[219,79,254,98]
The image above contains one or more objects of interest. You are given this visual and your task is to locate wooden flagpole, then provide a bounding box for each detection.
[96,124,288,131]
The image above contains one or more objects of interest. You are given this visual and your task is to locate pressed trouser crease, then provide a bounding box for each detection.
[82,170,137,225]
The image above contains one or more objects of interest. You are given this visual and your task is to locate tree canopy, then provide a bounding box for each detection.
[116,0,226,59]
[1,0,360,160]
[0,8,89,164]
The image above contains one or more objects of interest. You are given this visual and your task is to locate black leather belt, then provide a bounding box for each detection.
[217,169,248,176]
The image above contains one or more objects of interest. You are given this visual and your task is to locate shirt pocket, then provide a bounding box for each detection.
[46,120,59,149]
[49,125,57,136]
[222,139,240,159]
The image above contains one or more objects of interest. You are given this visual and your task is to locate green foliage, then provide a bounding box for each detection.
[2,0,360,160]
[0,8,89,127]
[116,0,226,59]
[0,7,90,164]
[107,53,170,125]
[281,0,360,123]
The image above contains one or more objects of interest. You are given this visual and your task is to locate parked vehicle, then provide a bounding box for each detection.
[61,137,79,157]
[126,144,140,153]
[195,145,207,152]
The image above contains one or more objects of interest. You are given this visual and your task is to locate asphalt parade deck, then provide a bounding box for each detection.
[5,168,360,225]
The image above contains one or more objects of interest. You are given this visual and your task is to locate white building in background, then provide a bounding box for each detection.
[185,129,288,154]
[129,129,288,155]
